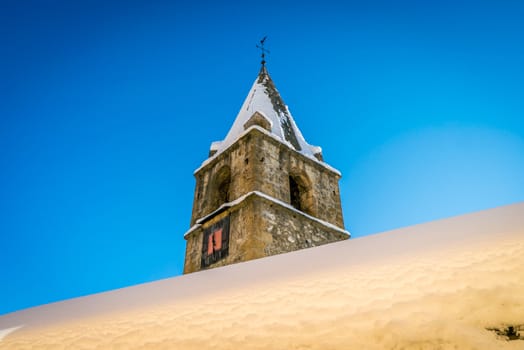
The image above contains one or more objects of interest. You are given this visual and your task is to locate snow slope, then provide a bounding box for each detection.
[1,202,523,349]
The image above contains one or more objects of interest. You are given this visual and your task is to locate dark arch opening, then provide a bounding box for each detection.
[289,176,302,211]
[214,166,231,209]
[288,173,315,216]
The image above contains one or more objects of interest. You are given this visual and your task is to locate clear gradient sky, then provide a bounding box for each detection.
[1,0,523,315]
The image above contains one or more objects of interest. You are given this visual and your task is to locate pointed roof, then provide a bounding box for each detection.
[211,65,321,159]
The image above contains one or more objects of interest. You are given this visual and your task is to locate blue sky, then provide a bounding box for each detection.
[1,0,523,315]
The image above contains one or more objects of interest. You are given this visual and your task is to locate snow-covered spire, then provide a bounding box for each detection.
[211,66,322,160]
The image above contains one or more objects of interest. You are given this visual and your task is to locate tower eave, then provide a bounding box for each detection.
[195,126,341,177]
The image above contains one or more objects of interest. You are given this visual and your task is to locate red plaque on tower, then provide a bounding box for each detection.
[201,216,230,268]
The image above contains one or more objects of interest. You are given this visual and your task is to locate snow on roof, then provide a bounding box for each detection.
[212,65,320,158]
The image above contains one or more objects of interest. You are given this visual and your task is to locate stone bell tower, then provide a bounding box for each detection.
[183,60,349,274]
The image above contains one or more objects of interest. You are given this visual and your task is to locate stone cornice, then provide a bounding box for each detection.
[194,126,342,178]
[184,190,349,238]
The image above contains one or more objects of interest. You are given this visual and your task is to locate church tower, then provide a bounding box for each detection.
[183,60,349,274]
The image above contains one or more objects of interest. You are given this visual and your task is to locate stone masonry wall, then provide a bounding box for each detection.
[251,130,344,228]
[184,197,270,274]
[190,133,257,225]
[258,196,348,256]
[184,193,348,274]
[191,128,344,228]
[185,127,347,274]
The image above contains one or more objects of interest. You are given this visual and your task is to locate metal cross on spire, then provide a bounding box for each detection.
[256,36,270,67]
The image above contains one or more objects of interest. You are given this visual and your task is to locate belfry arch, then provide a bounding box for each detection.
[288,171,315,216]
[211,166,231,209]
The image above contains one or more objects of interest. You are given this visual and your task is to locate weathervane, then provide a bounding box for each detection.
[256,36,270,66]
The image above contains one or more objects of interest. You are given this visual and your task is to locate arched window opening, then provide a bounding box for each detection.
[213,166,231,209]
[218,177,230,203]
[289,176,302,211]
[288,173,315,216]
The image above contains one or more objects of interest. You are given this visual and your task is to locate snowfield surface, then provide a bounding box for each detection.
[1,203,523,349]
